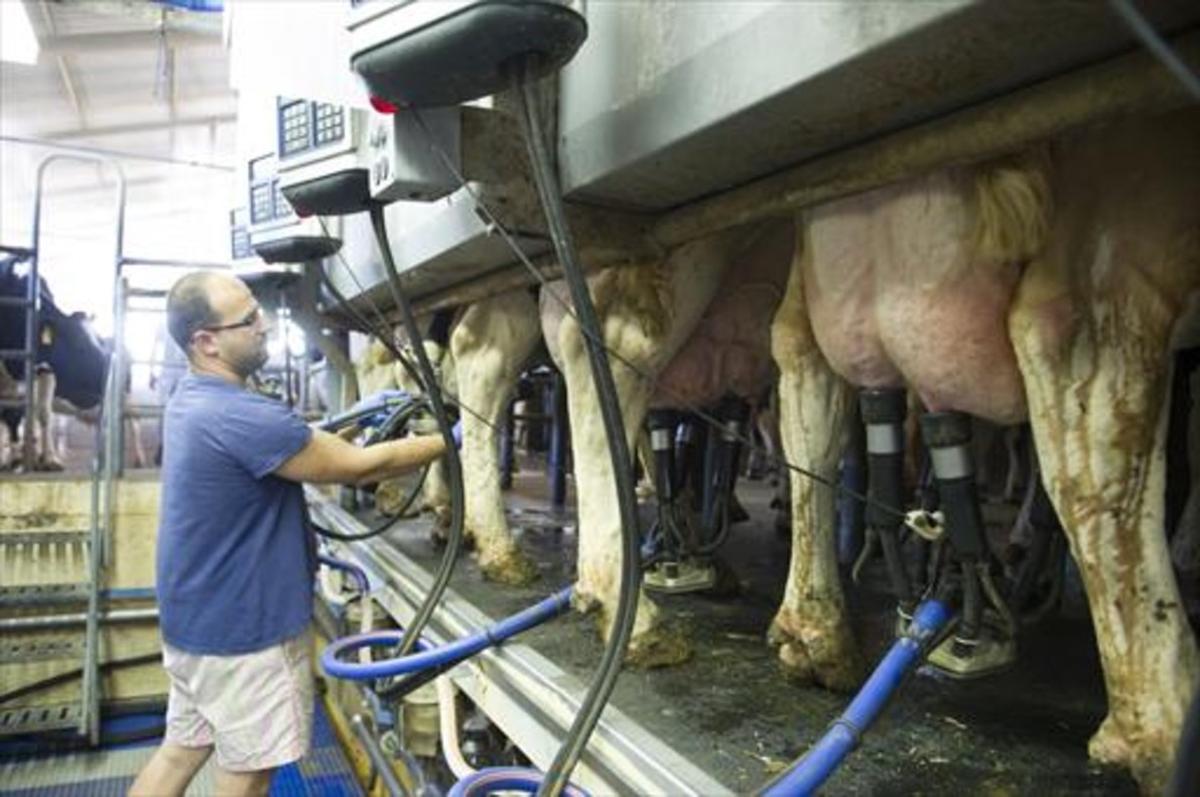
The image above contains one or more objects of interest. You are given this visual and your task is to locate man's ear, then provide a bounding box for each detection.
[191,331,218,358]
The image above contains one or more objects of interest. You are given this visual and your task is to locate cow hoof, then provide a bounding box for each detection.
[1088,714,1132,767]
[479,546,539,586]
[36,458,64,472]
[624,625,692,669]
[769,608,862,692]
[1087,715,1171,795]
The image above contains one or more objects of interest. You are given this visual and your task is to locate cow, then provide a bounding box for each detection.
[351,293,546,585]
[540,221,792,665]
[768,109,1199,792]
[0,256,142,470]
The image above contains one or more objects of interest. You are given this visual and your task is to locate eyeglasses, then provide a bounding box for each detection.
[200,305,263,334]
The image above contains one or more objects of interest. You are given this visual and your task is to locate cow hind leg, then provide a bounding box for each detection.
[1012,269,1199,792]
[768,254,861,691]
[451,292,542,586]
[558,303,698,667]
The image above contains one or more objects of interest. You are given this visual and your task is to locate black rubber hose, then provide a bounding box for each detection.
[914,539,931,593]
[379,464,430,520]
[1009,509,1055,616]
[694,414,748,556]
[515,59,643,797]
[369,202,466,659]
[878,525,914,612]
[956,558,983,651]
[311,510,396,543]
[694,491,732,556]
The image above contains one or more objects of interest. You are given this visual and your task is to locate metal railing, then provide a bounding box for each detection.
[1,151,229,745]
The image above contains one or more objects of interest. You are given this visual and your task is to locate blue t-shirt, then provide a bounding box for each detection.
[156,372,314,654]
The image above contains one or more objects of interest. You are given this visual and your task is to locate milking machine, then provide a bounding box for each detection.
[860,389,916,619]
[641,409,717,593]
[849,396,1035,680]
[912,411,1017,677]
[760,404,1080,793]
[261,85,471,659]
[642,397,749,594]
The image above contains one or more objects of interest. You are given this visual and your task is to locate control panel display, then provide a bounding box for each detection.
[248,153,296,226]
[277,98,349,161]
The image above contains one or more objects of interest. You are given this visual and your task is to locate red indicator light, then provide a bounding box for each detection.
[369,96,400,114]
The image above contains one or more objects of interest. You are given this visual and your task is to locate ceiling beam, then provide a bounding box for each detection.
[42,112,236,141]
[32,0,88,130]
[38,29,222,56]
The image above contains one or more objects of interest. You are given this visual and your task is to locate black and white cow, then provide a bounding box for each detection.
[0,255,141,470]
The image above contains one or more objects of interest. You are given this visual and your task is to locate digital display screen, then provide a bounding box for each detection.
[249,184,273,225]
[314,103,345,147]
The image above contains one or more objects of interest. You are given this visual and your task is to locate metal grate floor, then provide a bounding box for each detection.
[0,699,362,796]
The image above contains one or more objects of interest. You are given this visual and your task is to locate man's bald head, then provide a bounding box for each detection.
[166,271,249,353]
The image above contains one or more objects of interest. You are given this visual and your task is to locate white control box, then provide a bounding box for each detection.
[366,107,461,203]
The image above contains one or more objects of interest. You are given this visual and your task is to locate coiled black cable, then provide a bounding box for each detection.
[310,397,432,543]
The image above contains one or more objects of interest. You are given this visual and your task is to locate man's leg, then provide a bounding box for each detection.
[213,767,276,797]
[128,742,212,797]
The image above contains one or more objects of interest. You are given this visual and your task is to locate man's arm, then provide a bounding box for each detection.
[274,429,446,486]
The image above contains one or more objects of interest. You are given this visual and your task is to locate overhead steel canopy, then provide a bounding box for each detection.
[556,0,1200,211]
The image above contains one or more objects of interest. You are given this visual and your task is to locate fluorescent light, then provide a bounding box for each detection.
[1,2,40,66]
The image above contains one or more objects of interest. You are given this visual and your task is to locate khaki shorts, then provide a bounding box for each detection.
[162,628,314,772]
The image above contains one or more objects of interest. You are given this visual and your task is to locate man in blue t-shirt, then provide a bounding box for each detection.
[131,271,447,797]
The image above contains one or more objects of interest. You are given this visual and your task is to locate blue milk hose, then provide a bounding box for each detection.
[322,586,573,680]
[762,599,952,796]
